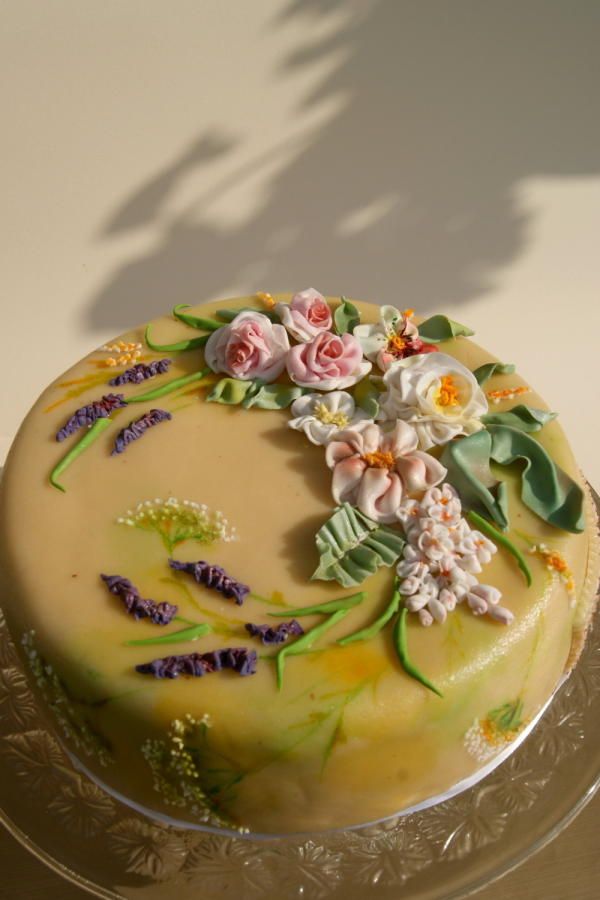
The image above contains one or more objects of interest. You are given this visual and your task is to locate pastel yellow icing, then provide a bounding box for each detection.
[0,296,597,834]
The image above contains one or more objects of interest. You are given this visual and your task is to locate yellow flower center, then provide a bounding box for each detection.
[436,375,460,407]
[361,450,395,469]
[314,402,349,428]
[386,334,407,355]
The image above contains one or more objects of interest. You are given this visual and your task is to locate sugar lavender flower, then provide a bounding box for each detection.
[136,647,257,679]
[100,574,178,625]
[286,330,371,391]
[111,408,172,455]
[353,306,437,371]
[108,359,171,386]
[275,288,333,342]
[325,421,446,523]
[204,310,289,382]
[245,620,304,645]
[169,559,250,605]
[56,394,126,441]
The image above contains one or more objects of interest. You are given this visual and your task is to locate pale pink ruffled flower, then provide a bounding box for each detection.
[205,311,289,383]
[325,421,446,523]
[287,330,371,391]
[275,288,333,343]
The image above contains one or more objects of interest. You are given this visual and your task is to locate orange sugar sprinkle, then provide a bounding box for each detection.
[402,308,415,319]
[256,291,275,308]
[487,386,530,401]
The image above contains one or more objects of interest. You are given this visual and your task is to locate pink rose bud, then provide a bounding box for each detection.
[205,311,289,383]
[286,330,371,391]
[276,288,333,343]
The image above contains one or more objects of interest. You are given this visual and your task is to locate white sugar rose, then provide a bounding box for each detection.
[204,311,289,383]
[377,352,488,449]
[288,391,372,446]
[275,288,333,343]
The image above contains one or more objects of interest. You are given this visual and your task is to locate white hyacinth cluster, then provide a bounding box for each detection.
[396,484,514,627]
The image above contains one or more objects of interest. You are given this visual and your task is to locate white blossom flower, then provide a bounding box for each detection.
[288,391,372,446]
[353,305,437,371]
[377,352,488,449]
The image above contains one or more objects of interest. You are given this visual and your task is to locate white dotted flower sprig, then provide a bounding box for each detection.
[396,485,514,626]
[116,498,237,553]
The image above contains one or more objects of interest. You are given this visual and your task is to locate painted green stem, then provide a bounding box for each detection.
[145,323,210,352]
[393,609,443,697]
[467,510,532,586]
[276,608,351,690]
[126,367,212,404]
[50,417,113,492]
[124,622,212,646]
[269,592,365,618]
[338,583,401,646]
[172,305,222,331]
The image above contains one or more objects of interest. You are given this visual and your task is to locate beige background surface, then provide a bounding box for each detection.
[1,1,600,897]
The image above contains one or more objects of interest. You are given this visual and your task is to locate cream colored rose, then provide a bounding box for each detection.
[377,352,488,449]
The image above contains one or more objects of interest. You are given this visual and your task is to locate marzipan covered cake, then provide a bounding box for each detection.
[0,291,598,835]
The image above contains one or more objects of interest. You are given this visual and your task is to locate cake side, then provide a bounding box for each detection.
[0,294,596,833]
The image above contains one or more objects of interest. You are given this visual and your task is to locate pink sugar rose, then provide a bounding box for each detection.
[276,288,333,342]
[286,330,371,391]
[205,311,289,383]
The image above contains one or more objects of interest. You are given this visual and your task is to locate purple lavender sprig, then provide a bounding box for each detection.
[245,620,304,645]
[111,408,172,455]
[56,394,126,442]
[108,359,171,386]
[169,559,250,605]
[136,647,257,679]
[101,574,178,625]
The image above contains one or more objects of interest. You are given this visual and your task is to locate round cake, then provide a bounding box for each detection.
[0,291,597,835]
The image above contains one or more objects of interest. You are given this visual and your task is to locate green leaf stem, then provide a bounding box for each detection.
[472,361,516,385]
[338,582,401,645]
[50,418,113,492]
[276,608,351,690]
[269,592,365,618]
[126,367,212,404]
[172,305,222,331]
[393,608,443,697]
[145,323,210,352]
[467,511,532,586]
[334,297,361,335]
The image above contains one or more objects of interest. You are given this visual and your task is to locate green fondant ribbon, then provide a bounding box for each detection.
[334,297,361,335]
[50,417,113,492]
[472,361,516,386]
[441,426,585,533]
[269,592,365,618]
[481,404,557,433]
[172,305,222,331]
[467,510,532,586]
[393,608,443,697]
[206,377,307,409]
[125,622,212,646]
[127,367,212,404]
[417,314,474,343]
[275,608,351,690]
[312,503,405,588]
[145,323,210,352]
[338,582,401,645]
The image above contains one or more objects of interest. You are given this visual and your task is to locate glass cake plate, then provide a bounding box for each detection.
[0,490,599,900]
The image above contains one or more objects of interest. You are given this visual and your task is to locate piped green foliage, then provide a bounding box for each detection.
[472,361,516,385]
[172,305,222,331]
[467,510,532,586]
[275,608,351,690]
[417,315,474,343]
[125,622,212,646]
[50,417,113,492]
[269,592,365,618]
[334,296,361,335]
[127,368,211,404]
[441,426,585,533]
[145,323,210,352]
[206,378,255,405]
[338,582,401,645]
[481,404,557,433]
[312,503,405,588]
[393,608,443,697]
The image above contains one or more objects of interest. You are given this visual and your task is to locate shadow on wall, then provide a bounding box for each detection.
[86,0,600,331]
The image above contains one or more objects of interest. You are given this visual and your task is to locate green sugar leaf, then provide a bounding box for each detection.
[417,315,474,343]
[172,305,222,331]
[50,417,113,492]
[145,323,210,352]
[125,622,212,646]
[441,427,585,533]
[353,376,380,418]
[393,608,443,697]
[269,592,365,618]
[467,511,532,586]
[206,378,255,405]
[472,362,516,386]
[481,404,557,433]
[276,608,351,690]
[334,297,361,335]
[338,581,401,645]
[312,503,405,588]
[242,383,309,410]
[127,367,211,404]
[216,307,279,323]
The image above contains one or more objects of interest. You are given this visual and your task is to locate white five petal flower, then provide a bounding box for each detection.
[288,391,372,446]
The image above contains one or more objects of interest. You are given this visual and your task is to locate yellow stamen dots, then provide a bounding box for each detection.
[98,340,142,369]
[256,291,275,309]
[362,450,396,469]
[487,386,530,405]
[387,334,407,355]
[402,308,415,318]
[313,402,349,428]
[436,375,460,407]
[529,543,576,605]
